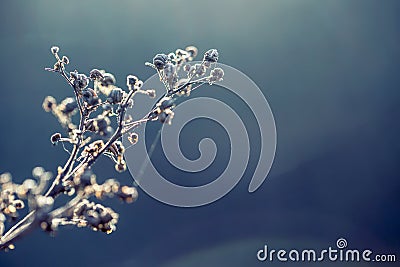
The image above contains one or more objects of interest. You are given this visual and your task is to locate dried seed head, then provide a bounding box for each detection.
[128,132,138,145]
[115,160,127,173]
[35,196,54,211]
[127,99,134,108]
[6,205,17,215]
[126,75,139,89]
[50,133,62,144]
[153,54,168,70]
[211,67,224,78]
[64,185,75,196]
[40,221,52,232]
[89,69,104,80]
[62,56,69,65]
[209,67,224,83]
[159,109,174,124]
[185,46,198,58]
[60,97,77,114]
[101,73,116,87]
[42,96,57,112]
[168,53,177,62]
[74,73,89,90]
[204,49,219,63]
[23,179,37,191]
[32,167,45,178]
[0,173,12,184]
[194,63,206,76]
[136,80,143,89]
[99,211,113,224]
[82,88,100,106]
[53,62,61,71]
[85,119,96,132]
[108,141,125,157]
[126,75,143,91]
[114,141,125,154]
[51,46,59,54]
[94,116,110,132]
[175,48,189,58]
[118,186,138,203]
[70,71,78,80]
[102,103,112,113]
[163,63,176,79]
[12,200,25,209]
[158,112,168,124]
[86,210,100,227]
[183,64,191,72]
[158,97,174,110]
[108,88,124,104]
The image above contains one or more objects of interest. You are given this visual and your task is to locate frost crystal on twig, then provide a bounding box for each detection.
[0,45,223,251]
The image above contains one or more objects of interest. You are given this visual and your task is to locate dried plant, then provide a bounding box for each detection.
[0,45,223,251]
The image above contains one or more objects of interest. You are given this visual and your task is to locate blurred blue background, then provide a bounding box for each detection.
[0,0,399,266]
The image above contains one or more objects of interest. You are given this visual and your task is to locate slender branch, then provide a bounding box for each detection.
[0,212,39,250]
[45,69,88,197]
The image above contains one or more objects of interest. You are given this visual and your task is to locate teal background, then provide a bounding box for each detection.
[0,0,399,266]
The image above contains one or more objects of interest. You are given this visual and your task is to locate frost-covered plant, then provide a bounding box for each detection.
[0,46,223,251]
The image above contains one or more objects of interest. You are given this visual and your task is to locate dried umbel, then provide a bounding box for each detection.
[0,45,223,251]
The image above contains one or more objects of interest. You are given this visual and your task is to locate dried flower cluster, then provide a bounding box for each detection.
[0,45,223,251]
